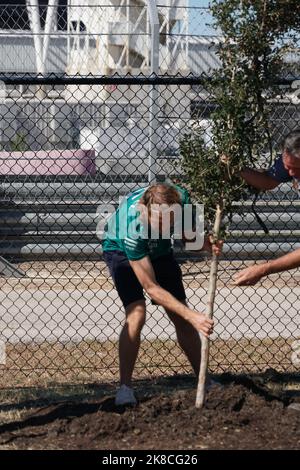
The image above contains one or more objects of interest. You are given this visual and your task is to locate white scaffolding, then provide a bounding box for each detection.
[24,1,189,76]
[26,0,59,75]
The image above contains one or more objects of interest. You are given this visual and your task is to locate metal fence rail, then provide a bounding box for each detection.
[0,74,300,384]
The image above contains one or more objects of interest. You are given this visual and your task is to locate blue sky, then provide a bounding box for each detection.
[189,0,210,6]
[188,0,218,36]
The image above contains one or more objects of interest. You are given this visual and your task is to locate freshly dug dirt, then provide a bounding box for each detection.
[0,374,299,450]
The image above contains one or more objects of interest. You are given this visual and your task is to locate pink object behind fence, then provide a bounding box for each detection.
[0,149,96,176]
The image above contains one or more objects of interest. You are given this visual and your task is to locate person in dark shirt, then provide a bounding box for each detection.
[234,129,300,286]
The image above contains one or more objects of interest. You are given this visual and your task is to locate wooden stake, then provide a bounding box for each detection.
[195,203,223,408]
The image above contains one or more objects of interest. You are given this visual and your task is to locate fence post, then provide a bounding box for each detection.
[26,0,47,99]
[43,0,58,66]
[147,0,160,184]
[26,0,44,75]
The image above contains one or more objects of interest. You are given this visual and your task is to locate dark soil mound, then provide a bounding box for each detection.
[0,376,299,449]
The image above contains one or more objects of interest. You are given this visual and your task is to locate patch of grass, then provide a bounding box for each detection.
[0,336,297,391]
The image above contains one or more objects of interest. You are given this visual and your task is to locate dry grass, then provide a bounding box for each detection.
[0,336,298,429]
[0,336,297,390]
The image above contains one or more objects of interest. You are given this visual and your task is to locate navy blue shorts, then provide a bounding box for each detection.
[103,250,186,309]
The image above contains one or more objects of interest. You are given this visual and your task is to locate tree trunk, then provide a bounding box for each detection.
[195,203,223,408]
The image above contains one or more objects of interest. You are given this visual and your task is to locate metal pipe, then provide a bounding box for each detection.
[2,212,300,233]
[1,241,299,261]
[147,0,160,184]
[43,0,58,67]
[0,182,147,197]
[0,75,295,86]
[26,0,44,75]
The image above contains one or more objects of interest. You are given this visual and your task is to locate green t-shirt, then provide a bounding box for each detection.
[102,184,191,261]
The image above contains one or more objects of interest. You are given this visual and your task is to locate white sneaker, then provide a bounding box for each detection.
[115,385,137,406]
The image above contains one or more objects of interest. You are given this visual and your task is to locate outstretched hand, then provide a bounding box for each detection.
[233,264,267,286]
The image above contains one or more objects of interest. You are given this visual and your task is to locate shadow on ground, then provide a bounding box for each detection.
[0,370,299,450]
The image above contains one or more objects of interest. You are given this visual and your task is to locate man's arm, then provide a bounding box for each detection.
[240,168,279,190]
[129,256,214,337]
[220,153,290,190]
[233,248,300,286]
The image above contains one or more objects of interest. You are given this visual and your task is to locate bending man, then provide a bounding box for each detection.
[102,182,221,405]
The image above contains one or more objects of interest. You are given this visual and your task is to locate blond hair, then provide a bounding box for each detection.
[140,183,181,209]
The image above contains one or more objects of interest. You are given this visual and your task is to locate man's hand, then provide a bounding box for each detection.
[233,263,268,286]
[129,256,215,336]
[202,235,223,256]
[190,312,214,337]
[220,154,230,165]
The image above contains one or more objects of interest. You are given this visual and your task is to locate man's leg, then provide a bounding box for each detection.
[165,301,201,376]
[119,299,146,386]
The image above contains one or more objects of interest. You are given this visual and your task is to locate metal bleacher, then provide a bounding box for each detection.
[0,175,299,273]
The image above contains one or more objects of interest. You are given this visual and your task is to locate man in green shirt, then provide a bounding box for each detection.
[102,182,222,406]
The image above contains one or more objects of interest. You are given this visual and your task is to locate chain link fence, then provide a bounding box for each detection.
[0,2,299,386]
[0,73,300,386]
